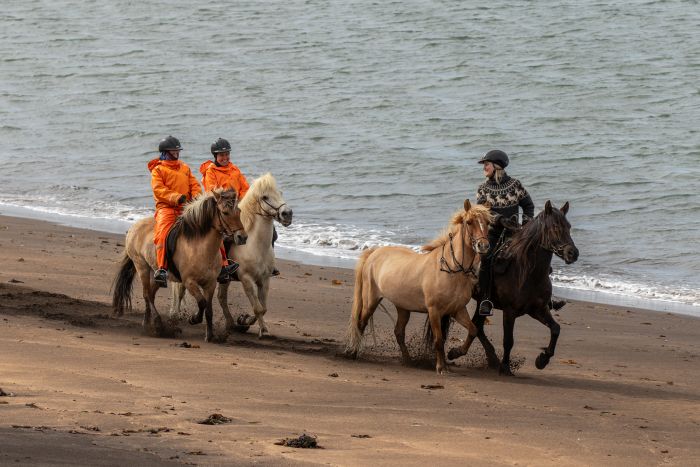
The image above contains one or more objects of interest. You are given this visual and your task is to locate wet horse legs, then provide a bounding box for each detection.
[394,308,412,365]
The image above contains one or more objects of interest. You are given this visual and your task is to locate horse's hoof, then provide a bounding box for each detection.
[499,366,515,376]
[535,353,550,370]
[230,324,250,333]
[188,315,202,325]
[447,348,463,360]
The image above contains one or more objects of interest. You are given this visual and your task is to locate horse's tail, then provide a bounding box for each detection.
[345,247,377,356]
[112,253,136,316]
[423,315,452,356]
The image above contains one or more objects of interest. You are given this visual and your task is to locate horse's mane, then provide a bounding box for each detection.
[507,207,570,286]
[421,204,492,252]
[238,172,278,229]
[177,189,235,239]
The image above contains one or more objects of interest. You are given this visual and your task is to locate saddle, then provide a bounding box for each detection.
[492,244,513,275]
[165,221,184,282]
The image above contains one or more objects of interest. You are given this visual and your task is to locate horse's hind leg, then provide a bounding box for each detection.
[530,307,560,370]
[499,313,516,376]
[394,307,412,365]
[427,308,448,375]
[447,307,479,361]
[470,305,500,369]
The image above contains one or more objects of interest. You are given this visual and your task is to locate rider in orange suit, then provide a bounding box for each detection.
[149,135,202,287]
[199,138,249,283]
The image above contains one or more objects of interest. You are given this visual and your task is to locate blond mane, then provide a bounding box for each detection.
[421,203,492,252]
[237,172,279,229]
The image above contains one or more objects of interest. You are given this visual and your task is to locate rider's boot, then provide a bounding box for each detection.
[154,268,168,288]
[477,256,493,316]
[217,259,239,284]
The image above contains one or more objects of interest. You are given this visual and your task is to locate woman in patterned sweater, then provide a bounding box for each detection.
[475,149,564,315]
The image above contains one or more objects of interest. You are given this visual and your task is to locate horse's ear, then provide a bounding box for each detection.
[560,201,569,216]
[212,190,221,201]
[464,199,471,212]
[544,200,552,215]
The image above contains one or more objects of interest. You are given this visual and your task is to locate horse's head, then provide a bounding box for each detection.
[246,173,293,227]
[463,199,491,255]
[541,200,578,264]
[213,189,247,245]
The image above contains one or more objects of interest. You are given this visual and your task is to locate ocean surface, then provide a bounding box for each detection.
[1,1,698,316]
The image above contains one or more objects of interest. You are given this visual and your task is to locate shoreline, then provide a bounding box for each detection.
[1,213,699,465]
[1,204,698,318]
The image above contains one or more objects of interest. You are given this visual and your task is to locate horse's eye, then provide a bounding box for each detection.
[262,195,268,201]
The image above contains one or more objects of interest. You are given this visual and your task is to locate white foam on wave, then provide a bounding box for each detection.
[1,197,698,315]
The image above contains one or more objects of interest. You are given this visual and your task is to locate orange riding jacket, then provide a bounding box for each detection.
[148,159,202,210]
[199,160,250,199]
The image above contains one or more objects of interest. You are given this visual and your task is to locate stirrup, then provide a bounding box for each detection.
[478,299,493,316]
[154,269,168,288]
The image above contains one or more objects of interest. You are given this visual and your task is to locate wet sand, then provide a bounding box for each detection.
[0,214,698,466]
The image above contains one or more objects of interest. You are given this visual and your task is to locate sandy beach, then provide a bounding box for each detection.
[0,214,698,466]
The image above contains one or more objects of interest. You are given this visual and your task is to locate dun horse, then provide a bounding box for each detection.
[112,189,246,341]
[346,200,492,374]
[447,201,579,375]
[171,173,293,337]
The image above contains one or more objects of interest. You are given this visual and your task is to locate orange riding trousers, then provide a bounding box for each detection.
[154,207,182,269]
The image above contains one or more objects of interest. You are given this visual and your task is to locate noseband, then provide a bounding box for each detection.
[440,220,488,277]
[258,197,287,221]
[544,242,571,261]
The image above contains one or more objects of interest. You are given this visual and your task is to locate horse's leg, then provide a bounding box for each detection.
[471,305,500,369]
[394,307,412,365]
[202,281,217,343]
[239,276,266,338]
[135,264,159,332]
[217,282,236,329]
[530,307,560,370]
[255,278,271,336]
[428,308,448,375]
[169,282,187,322]
[447,307,479,361]
[500,312,516,376]
[185,279,207,328]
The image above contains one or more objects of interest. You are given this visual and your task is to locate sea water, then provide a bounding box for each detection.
[1,0,698,315]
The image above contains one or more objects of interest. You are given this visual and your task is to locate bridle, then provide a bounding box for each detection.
[440,219,488,277]
[216,202,242,237]
[543,241,571,261]
[257,196,287,221]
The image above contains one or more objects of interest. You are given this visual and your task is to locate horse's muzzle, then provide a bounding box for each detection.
[278,208,293,227]
[474,239,490,255]
[562,245,579,264]
[234,230,247,246]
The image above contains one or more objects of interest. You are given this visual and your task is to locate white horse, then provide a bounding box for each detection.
[170,173,293,337]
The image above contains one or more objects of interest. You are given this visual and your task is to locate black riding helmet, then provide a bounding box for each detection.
[478,149,509,169]
[211,138,232,156]
[158,135,183,152]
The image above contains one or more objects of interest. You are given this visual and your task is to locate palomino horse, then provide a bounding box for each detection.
[112,189,246,341]
[346,200,492,374]
[447,201,579,375]
[171,173,293,338]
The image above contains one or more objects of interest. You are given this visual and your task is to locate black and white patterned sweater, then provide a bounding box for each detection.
[476,174,534,236]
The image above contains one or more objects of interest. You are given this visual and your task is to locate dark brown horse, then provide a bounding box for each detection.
[447,201,579,375]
